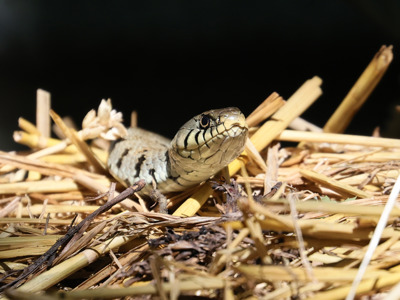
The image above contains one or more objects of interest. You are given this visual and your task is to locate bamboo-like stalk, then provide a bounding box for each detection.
[338,170,399,186]
[278,129,400,148]
[173,76,323,217]
[293,200,400,217]
[18,118,40,135]
[11,275,225,299]
[74,243,149,290]
[308,152,400,163]
[310,266,400,300]
[15,235,135,292]
[36,89,51,138]
[38,153,87,164]
[37,145,107,165]
[0,235,62,248]
[324,45,393,133]
[13,131,76,153]
[236,265,387,282]
[0,235,63,259]
[0,180,82,194]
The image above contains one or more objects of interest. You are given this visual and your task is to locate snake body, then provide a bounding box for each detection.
[107,107,248,194]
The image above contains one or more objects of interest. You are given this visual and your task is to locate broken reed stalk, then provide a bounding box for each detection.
[235,265,386,283]
[36,89,51,138]
[13,130,75,153]
[173,76,323,217]
[0,180,81,195]
[293,201,400,218]
[311,265,400,300]
[245,92,285,127]
[18,117,41,135]
[239,76,323,155]
[13,130,108,165]
[278,129,400,148]
[324,45,393,133]
[8,276,225,299]
[50,110,107,174]
[289,117,322,132]
[300,169,372,199]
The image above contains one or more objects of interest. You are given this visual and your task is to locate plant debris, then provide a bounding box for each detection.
[1,45,400,300]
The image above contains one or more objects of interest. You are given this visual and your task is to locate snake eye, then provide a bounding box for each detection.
[199,114,211,129]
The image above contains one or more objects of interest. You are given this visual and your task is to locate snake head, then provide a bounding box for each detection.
[169,107,248,183]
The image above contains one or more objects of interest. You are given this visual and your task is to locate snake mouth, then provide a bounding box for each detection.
[223,116,248,138]
[215,108,248,139]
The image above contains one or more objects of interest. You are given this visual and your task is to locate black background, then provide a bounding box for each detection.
[0,1,399,150]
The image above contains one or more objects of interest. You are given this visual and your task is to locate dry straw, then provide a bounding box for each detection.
[1,45,400,299]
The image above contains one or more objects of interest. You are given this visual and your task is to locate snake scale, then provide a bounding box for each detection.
[107,107,248,194]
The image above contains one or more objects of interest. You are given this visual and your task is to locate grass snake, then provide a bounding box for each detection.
[107,107,248,194]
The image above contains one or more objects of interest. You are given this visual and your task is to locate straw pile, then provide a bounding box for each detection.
[0,45,399,300]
